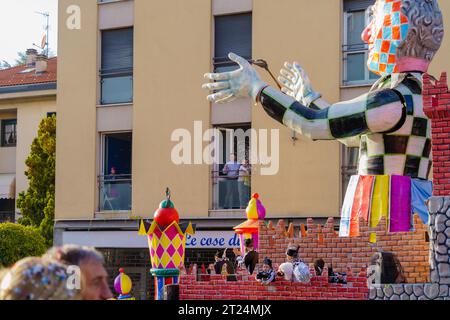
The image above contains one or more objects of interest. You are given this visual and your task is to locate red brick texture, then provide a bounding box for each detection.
[180,215,430,300]
[179,273,368,301]
[423,72,450,196]
[258,216,430,284]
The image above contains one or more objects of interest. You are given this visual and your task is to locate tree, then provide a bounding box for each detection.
[0,223,47,267]
[0,60,11,70]
[17,115,56,247]
[14,51,28,66]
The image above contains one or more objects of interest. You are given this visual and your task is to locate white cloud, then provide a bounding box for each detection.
[0,0,58,64]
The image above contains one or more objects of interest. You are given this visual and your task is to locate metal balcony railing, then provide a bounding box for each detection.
[211,170,251,210]
[0,211,15,223]
[98,174,132,212]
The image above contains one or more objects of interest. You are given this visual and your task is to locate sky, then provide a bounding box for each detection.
[0,0,58,65]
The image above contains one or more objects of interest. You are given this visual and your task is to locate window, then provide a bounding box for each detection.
[211,124,252,210]
[0,199,15,223]
[47,112,57,118]
[1,119,17,147]
[214,13,252,72]
[99,132,132,211]
[100,27,133,105]
[343,0,378,85]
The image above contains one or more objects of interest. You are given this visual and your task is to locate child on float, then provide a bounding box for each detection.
[234,238,259,275]
[256,257,276,285]
[277,245,310,283]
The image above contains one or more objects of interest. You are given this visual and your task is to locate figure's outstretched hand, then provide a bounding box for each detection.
[202,52,267,103]
[278,62,321,106]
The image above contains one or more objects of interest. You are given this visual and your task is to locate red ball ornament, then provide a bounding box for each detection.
[154,206,179,229]
[252,193,259,199]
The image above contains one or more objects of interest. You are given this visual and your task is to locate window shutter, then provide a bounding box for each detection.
[344,0,375,12]
[214,13,252,60]
[101,28,134,73]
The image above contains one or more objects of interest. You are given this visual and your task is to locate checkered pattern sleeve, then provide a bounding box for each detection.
[259,86,406,140]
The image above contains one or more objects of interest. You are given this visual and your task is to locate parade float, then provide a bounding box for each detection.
[131,0,449,301]
[202,0,443,241]
[188,0,450,301]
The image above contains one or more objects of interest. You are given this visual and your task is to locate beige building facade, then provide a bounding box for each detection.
[0,53,56,222]
[54,0,450,297]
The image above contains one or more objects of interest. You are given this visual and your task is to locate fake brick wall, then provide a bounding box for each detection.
[180,215,430,301]
[179,273,368,300]
[423,72,450,196]
[258,216,430,284]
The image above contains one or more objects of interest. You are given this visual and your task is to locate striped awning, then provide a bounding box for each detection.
[0,174,15,199]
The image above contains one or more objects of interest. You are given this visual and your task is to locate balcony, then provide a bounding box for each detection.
[211,170,251,212]
[98,174,132,212]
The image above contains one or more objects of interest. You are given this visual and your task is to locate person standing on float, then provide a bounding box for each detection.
[203,0,444,237]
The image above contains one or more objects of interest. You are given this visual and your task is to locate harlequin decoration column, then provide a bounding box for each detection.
[233,193,266,253]
[138,188,195,300]
[114,268,135,300]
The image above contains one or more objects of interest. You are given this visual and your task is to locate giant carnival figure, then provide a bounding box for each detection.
[203,0,444,238]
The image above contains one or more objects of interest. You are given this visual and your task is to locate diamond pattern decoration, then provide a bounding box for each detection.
[147,226,188,269]
[369,0,409,75]
[171,234,182,249]
[159,233,171,249]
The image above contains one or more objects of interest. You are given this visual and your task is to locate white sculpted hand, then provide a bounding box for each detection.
[278,62,321,107]
[202,52,267,103]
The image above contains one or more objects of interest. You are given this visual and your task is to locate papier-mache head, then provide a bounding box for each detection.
[363,0,444,76]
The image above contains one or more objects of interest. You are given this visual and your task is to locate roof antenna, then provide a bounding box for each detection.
[33,11,50,57]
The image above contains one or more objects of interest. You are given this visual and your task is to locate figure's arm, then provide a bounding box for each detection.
[302,98,362,147]
[278,62,362,146]
[202,53,405,141]
[259,85,406,141]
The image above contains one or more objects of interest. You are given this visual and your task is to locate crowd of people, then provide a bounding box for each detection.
[210,241,348,286]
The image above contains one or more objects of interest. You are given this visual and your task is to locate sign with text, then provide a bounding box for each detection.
[185,231,240,249]
[62,230,241,249]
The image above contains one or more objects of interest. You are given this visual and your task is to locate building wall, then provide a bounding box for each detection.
[56,0,98,220]
[15,98,56,197]
[55,0,450,221]
[252,0,342,217]
[55,0,344,222]
[0,97,56,205]
[132,0,211,218]
[0,111,17,174]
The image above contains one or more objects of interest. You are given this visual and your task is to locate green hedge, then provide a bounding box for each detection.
[0,223,47,267]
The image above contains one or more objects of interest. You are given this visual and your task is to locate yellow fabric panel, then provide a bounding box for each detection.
[370,175,389,228]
